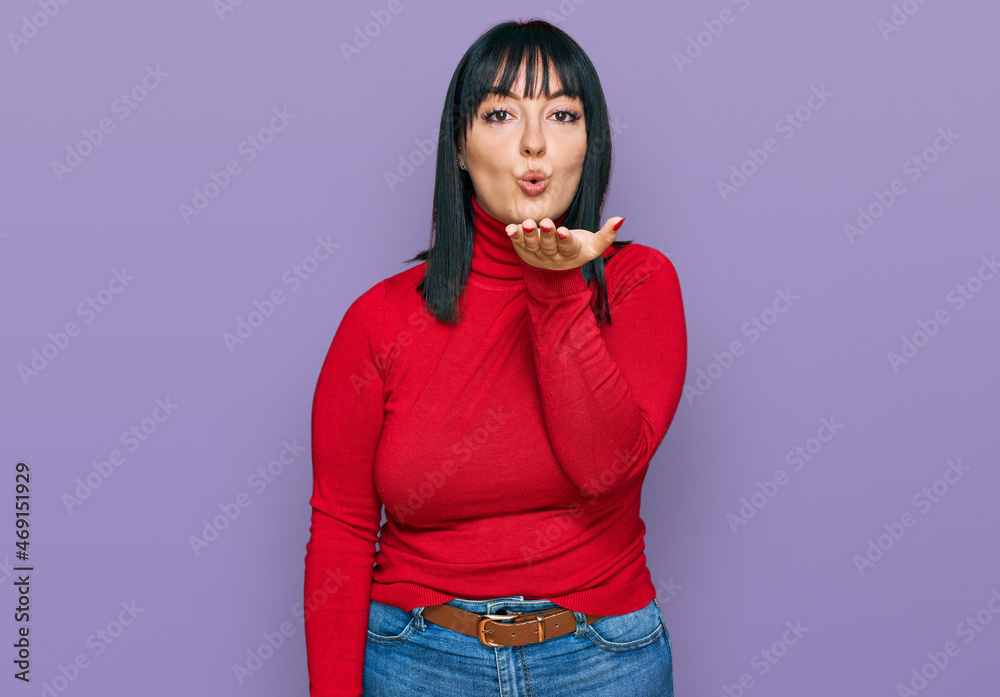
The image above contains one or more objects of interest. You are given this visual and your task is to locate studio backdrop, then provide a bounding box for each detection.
[1,1,997,695]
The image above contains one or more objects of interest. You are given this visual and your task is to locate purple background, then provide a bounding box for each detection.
[2,1,999,695]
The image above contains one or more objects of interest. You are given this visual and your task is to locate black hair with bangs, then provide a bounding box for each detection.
[406,19,631,324]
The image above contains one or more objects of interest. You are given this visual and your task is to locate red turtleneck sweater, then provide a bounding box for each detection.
[303,194,687,696]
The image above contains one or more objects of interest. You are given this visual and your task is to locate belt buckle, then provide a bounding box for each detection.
[477,611,519,646]
[477,611,547,646]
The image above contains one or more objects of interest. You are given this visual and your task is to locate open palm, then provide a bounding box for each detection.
[504,215,626,271]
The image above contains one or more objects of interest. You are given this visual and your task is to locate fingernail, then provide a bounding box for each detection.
[523,225,534,233]
[557,231,566,240]
[541,225,552,233]
[612,217,626,232]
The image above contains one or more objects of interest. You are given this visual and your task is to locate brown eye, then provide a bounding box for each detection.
[554,110,582,123]
[483,109,510,123]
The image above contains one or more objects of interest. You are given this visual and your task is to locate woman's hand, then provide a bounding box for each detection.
[505,216,626,271]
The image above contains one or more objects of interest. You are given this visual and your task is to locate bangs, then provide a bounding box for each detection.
[458,36,585,133]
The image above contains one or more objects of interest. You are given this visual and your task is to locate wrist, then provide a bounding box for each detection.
[518,257,590,297]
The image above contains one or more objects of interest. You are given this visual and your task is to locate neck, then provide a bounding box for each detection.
[469,193,568,284]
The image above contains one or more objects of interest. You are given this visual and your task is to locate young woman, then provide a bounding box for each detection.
[304,19,687,696]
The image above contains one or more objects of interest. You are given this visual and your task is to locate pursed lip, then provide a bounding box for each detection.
[518,169,549,183]
[517,178,549,195]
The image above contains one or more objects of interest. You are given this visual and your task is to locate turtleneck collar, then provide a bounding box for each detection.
[469,193,569,286]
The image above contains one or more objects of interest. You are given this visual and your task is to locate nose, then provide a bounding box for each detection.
[520,116,546,158]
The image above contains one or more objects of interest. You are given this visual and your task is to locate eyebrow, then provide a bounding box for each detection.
[486,88,579,101]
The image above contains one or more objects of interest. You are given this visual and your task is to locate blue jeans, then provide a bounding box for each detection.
[363,595,674,696]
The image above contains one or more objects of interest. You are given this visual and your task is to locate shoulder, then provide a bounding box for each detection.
[344,262,425,314]
[336,261,427,335]
[331,279,384,349]
[381,261,427,299]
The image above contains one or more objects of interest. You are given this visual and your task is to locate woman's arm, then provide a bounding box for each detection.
[518,245,687,497]
[304,281,386,697]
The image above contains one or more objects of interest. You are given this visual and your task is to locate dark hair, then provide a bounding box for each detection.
[405,19,631,324]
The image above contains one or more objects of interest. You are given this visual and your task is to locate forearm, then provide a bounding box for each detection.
[518,250,687,496]
[304,507,378,696]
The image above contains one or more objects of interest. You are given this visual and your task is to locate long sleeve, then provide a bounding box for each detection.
[517,246,687,497]
[304,281,386,697]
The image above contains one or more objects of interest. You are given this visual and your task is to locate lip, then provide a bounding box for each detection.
[519,169,548,181]
[517,171,549,196]
[518,179,548,196]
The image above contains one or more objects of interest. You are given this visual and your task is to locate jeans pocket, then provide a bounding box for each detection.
[654,597,674,657]
[585,599,665,652]
[366,600,417,645]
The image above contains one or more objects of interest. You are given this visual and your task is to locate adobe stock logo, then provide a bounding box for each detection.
[51,65,168,182]
[672,0,753,74]
[852,458,970,577]
[877,0,934,40]
[893,585,1000,695]
[886,254,997,373]
[222,236,340,354]
[842,126,959,245]
[520,504,584,565]
[62,397,180,514]
[213,0,248,21]
[716,85,832,203]
[188,438,307,556]
[178,107,296,224]
[717,619,810,696]
[7,0,75,54]
[37,600,145,696]
[340,0,406,63]
[726,417,843,534]
[542,0,590,26]
[683,288,799,404]
[236,568,350,685]
[16,268,136,386]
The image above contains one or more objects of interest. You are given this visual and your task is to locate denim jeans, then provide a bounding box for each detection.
[363,595,674,696]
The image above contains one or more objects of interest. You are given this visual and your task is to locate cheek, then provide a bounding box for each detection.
[472,143,510,173]
[563,148,587,184]
[562,137,587,172]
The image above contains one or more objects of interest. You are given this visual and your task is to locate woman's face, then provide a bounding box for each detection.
[458,59,587,225]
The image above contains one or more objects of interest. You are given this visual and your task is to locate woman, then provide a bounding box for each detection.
[304,18,687,697]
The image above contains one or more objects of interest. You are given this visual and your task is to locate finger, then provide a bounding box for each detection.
[600,216,625,246]
[521,218,539,252]
[505,223,521,242]
[538,218,558,255]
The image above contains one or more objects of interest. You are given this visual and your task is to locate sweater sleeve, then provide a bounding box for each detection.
[517,246,687,497]
[303,281,386,697]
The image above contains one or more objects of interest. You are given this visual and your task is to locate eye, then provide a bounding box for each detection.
[482,108,511,123]
[553,109,582,123]
[481,107,583,124]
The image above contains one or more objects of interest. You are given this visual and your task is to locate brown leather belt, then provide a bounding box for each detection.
[420,604,604,647]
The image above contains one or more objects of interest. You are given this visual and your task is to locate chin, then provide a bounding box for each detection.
[518,198,556,215]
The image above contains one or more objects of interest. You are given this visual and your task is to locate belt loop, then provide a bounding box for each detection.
[572,610,588,637]
[412,606,426,631]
